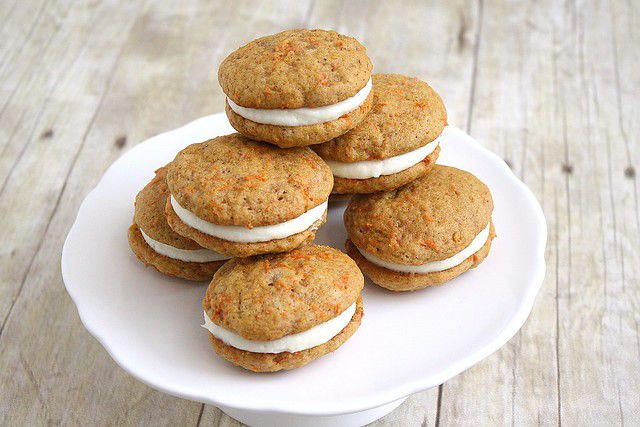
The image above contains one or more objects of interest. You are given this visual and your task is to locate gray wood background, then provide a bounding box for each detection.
[1,0,638,425]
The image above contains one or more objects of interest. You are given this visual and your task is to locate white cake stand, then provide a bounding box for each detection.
[62,114,546,427]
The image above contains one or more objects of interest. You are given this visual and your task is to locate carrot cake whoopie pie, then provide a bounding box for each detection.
[128,166,230,281]
[314,74,447,195]
[344,165,495,292]
[165,134,333,258]
[219,29,374,148]
[202,245,364,372]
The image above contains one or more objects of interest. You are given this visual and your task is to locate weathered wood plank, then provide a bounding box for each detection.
[571,0,640,424]
[0,0,77,176]
[0,0,143,331]
[0,0,204,424]
[438,0,640,425]
[0,0,60,75]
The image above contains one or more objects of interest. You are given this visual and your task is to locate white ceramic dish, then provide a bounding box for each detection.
[62,114,546,427]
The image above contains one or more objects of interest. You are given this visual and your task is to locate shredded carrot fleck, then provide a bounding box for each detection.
[302,156,318,170]
[422,213,435,222]
[317,252,334,260]
[289,252,312,260]
[422,239,440,252]
[274,262,295,270]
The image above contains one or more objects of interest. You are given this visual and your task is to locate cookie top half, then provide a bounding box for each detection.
[344,165,493,264]
[314,74,447,162]
[218,29,373,109]
[166,134,333,227]
[203,245,364,341]
[134,166,201,250]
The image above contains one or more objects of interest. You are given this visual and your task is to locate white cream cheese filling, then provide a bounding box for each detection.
[201,303,356,353]
[227,78,372,126]
[325,137,441,179]
[140,229,230,263]
[358,223,491,274]
[170,196,328,243]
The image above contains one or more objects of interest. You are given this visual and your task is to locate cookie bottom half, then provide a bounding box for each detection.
[331,145,440,195]
[165,200,327,258]
[346,222,495,291]
[225,94,374,148]
[127,224,225,281]
[208,297,363,372]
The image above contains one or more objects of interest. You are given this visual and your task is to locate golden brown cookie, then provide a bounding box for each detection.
[127,167,228,281]
[313,74,447,194]
[202,245,364,372]
[165,134,333,257]
[219,30,374,147]
[344,165,495,291]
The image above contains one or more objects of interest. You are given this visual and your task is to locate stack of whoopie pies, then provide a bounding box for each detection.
[128,29,495,372]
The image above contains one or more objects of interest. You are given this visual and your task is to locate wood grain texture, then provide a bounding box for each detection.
[0,0,637,426]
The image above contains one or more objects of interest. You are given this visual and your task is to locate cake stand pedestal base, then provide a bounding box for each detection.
[219,397,408,427]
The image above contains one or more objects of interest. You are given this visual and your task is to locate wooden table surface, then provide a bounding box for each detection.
[1,0,638,425]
